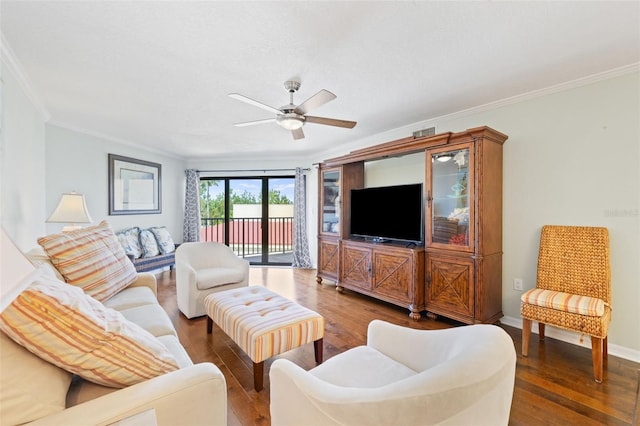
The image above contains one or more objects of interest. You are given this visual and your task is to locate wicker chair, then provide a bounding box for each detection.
[521,225,611,383]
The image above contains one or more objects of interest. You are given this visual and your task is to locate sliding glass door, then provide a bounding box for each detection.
[199,176,294,265]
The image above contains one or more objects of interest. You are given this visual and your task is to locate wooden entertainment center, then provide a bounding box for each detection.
[316,126,508,324]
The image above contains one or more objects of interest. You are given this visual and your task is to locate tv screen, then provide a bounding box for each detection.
[350,183,423,243]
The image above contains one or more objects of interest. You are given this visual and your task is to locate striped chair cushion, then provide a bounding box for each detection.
[38,220,137,302]
[521,288,606,317]
[206,286,324,363]
[0,268,179,388]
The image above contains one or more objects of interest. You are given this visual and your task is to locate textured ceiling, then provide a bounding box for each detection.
[2,1,639,161]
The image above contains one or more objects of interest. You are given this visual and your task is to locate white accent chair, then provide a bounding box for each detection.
[270,320,517,426]
[175,242,249,319]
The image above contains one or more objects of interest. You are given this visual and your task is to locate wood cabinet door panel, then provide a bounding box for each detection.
[372,251,412,303]
[319,239,339,277]
[340,245,371,290]
[426,256,474,318]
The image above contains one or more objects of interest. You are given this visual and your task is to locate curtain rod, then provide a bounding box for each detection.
[196,168,310,173]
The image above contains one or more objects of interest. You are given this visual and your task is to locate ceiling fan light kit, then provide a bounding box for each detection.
[229,80,356,140]
[276,113,305,130]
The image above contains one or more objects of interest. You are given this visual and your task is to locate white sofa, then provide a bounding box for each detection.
[270,320,517,426]
[0,246,227,426]
[175,242,250,319]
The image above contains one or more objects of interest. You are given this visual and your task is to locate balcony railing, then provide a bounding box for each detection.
[200,217,293,260]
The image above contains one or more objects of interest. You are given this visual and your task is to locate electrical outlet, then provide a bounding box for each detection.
[513,278,524,291]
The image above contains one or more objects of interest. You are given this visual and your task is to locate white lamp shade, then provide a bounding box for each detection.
[47,192,93,224]
[0,228,37,312]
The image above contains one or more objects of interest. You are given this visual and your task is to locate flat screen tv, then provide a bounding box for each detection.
[350,183,423,244]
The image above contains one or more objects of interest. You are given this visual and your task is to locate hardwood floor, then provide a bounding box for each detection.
[156,267,639,425]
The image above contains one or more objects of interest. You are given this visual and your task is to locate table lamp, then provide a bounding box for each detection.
[46,192,93,232]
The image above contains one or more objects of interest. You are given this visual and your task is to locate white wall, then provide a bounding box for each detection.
[307,69,639,358]
[45,125,187,241]
[0,49,47,250]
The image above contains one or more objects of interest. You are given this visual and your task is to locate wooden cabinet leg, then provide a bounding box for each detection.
[336,285,344,293]
[522,318,531,357]
[314,338,323,364]
[425,311,437,320]
[253,361,264,391]
[316,276,323,284]
[591,336,604,383]
[409,311,421,321]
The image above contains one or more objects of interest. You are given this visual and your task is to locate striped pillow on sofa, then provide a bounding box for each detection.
[38,221,137,302]
[0,268,179,388]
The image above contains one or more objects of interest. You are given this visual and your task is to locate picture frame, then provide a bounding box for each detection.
[108,154,162,215]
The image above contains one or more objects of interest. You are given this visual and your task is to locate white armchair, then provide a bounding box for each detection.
[270,320,516,426]
[175,242,249,319]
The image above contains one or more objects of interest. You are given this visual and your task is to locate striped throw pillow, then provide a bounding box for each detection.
[0,268,179,388]
[38,221,137,302]
[521,288,606,317]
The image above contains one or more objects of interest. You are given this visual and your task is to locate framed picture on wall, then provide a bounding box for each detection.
[108,154,162,215]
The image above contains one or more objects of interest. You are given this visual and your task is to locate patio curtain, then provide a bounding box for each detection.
[183,169,201,242]
[292,167,312,268]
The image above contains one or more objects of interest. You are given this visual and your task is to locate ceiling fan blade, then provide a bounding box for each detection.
[294,89,336,115]
[305,116,357,129]
[233,118,276,127]
[229,93,282,115]
[291,127,305,140]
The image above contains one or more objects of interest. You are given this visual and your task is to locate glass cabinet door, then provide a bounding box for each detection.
[321,170,341,235]
[427,144,474,250]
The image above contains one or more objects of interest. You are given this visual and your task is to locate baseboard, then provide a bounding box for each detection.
[500,315,640,363]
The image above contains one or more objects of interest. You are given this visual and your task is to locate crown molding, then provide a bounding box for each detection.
[46,120,186,161]
[429,63,640,123]
[0,33,50,121]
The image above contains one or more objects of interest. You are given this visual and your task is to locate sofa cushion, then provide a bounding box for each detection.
[196,267,247,290]
[157,335,194,368]
[149,226,176,254]
[118,304,178,337]
[0,330,72,425]
[37,220,137,302]
[103,285,159,311]
[310,345,416,388]
[116,226,143,259]
[140,228,161,257]
[0,269,179,388]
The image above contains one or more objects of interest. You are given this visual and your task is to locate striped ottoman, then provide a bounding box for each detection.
[204,286,324,391]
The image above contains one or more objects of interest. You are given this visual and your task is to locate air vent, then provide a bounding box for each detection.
[413,127,435,138]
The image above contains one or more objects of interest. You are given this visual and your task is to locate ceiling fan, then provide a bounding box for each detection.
[229,80,356,140]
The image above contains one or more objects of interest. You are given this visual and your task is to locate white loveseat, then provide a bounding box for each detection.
[0,233,227,425]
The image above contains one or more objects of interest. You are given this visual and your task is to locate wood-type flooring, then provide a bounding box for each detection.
[155,267,639,426]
